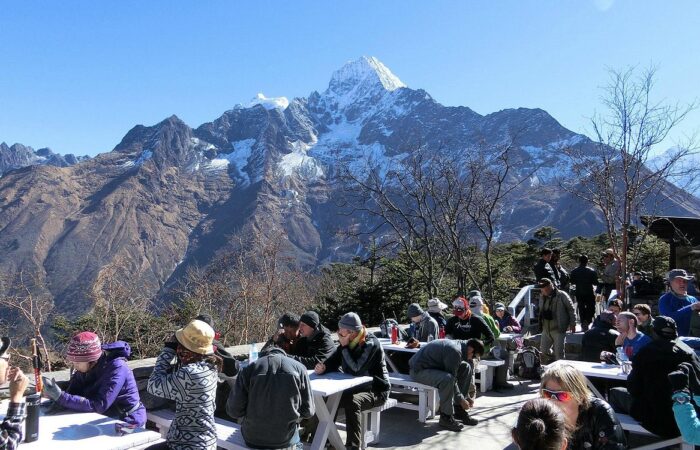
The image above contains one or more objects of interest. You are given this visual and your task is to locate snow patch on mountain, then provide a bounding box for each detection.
[329,56,406,93]
[122,150,153,168]
[249,93,289,110]
[278,140,324,180]
[205,139,257,186]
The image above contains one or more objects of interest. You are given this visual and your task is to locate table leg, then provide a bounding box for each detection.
[384,352,400,374]
[311,392,345,450]
[585,378,604,399]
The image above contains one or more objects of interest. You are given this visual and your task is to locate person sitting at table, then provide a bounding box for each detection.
[146,320,220,450]
[540,362,626,450]
[632,303,654,336]
[659,269,699,337]
[613,311,651,358]
[1,337,29,450]
[41,331,146,429]
[427,297,449,329]
[314,312,389,450]
[494,302,521,333]
[407,303,439,341]
[512,398,568,450]
[667,362,700,445]
[469,293,501,347]
[227,343,314,449]
[608,316,700,438]
[263,312,301,354]
[607,298,623,316]
[408,338,481,431]
[289,310,336,369]
[445,296,494,348]
[580,311,619,363]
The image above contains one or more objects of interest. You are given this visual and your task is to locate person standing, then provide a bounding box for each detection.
[659,269,699,337]
[551,249,570,292]
[569,254,599,331]
[538,278,576,363]
[599,249,620,301]
[534,248,558,286]
[0,337,30,450]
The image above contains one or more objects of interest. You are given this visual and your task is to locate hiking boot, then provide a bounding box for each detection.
[438,413,464,431]
[454,406,479,426]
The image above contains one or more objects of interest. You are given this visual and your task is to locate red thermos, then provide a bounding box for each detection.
[439,325,446,339]
[391,325,399,344]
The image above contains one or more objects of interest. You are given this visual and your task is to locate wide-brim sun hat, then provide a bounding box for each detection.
[175,319,215,355]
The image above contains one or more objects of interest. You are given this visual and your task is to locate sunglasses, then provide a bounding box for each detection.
[542,389,573,402]
[453,307,466,312]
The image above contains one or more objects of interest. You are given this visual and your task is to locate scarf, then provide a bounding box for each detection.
[349,327,367,350]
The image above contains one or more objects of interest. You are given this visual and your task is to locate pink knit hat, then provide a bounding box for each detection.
[66,331,103,363]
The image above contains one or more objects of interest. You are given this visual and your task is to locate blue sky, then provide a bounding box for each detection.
[1,1,698,156]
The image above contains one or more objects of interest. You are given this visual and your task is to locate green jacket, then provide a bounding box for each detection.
[540,289,576,333]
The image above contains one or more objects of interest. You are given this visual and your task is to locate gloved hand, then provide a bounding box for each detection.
[668,365,690,394]
[42,376,62,401]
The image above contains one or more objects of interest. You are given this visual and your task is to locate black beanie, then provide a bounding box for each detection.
[653,316,678,340]
[300,311,320,329]
[279,313,300,328]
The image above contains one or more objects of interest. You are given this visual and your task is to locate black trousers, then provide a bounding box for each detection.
[143,443,170,450]
[339,390,388,448]
[577,295,596,326]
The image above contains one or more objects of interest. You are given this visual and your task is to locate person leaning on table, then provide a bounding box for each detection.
[145,319,221,450]
[314,312,389,450]
[0,337,30,450]
[540,362,626,450]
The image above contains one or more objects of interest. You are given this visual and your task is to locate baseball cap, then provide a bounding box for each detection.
[668,269,695,281]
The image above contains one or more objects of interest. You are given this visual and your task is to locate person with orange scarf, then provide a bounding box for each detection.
[315,312,390,450]
[445,296,495,348]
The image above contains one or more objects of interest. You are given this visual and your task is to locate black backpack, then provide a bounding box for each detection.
[514,346,542,380]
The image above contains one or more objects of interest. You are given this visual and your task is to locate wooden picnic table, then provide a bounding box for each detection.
[0,400,162,450]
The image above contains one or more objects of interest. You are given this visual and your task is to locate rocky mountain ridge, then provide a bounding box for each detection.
[1,56,698,315]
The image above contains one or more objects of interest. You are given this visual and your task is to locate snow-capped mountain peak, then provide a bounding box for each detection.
[326,56,406,97]
[249,93,290,110]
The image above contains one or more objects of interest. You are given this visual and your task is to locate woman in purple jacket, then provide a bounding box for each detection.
[42,332,146,429]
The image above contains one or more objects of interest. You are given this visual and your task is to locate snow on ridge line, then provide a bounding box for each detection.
[249,93,289,110]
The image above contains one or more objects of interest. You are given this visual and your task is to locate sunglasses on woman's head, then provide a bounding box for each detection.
[542,389,573,402]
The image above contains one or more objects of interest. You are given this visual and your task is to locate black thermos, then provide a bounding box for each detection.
[24,393,40,442]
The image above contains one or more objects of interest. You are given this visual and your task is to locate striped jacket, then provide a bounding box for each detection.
[147,347,218,450]
[0,402,25,450]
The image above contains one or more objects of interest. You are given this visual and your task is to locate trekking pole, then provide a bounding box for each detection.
[32,338,43,394]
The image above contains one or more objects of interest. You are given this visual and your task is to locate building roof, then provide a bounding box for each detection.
[641,215,700,246]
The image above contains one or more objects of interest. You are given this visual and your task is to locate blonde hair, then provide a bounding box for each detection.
[540,361,591,409]
[482,304,491,315]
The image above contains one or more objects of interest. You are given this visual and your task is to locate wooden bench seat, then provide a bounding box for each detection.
[388,373,438,422]
[616,413,693,450]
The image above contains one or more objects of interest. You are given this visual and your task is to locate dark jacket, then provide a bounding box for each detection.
[580,317,620,362]
[445,314,495,346]
[324,332,390,395]
[428,311,448,329]
[570,264,599,300]
[290,325,336,369]
[214,340,240,377]
[533,258,557,285]
[628,338,700,438]
[569,397,627,450]
[59,341,146,427]
[227,347,314,449]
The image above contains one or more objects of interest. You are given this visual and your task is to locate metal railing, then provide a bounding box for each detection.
[507,284,539,329]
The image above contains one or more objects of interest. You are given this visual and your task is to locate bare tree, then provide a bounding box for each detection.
[562,66,698,301]
[0,270,54,371]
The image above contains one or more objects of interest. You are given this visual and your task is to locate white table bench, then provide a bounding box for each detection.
[616,413,693,450]
[474,359,505,393]
[336,398,399,449]
[147,409,249,450]
[388,373,438,422]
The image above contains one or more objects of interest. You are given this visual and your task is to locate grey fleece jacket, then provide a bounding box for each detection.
[414,312,439,342]
[227,347,315,449]
[409,339,469,375]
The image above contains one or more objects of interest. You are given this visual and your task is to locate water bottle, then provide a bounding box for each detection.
[391,325,399,344]
[248,343,258,363]
[438,325,446,339]
[25,393,40,442]
[616,346,627,363]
